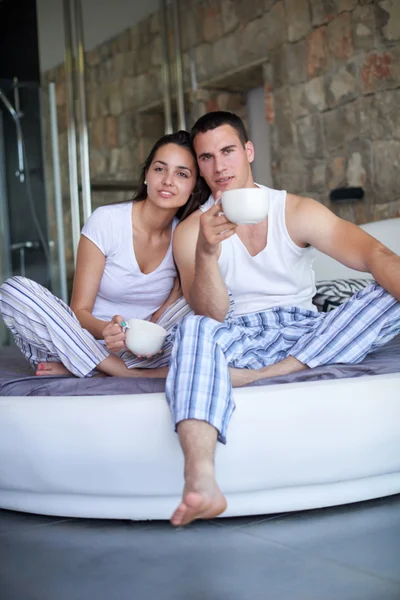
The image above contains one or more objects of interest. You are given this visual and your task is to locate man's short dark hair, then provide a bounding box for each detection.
[190,111,249,147]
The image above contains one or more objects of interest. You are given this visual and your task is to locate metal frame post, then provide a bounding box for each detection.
[160,0,173,134]
[74,0,92,223]
[171,0,186,131]
[49,83,68,303]
[63,0,81,263]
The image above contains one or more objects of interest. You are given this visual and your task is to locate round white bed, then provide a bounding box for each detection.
[0,218,399,520]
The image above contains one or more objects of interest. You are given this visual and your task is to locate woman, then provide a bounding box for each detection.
[0,130,207,378]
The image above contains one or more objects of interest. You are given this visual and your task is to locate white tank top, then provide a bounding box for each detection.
[200,186,316,316]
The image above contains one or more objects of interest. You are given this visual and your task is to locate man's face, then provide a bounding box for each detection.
[193,124,255,196]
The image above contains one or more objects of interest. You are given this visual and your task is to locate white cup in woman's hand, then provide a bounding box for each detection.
[125,319,167,356]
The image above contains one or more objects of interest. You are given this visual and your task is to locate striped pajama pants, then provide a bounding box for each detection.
[165,283,400,444]
[0,276,193,376]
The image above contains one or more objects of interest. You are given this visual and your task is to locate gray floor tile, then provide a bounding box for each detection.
[211,512,286,530]
[0,508,68,535]
[1,516,400,600]
[241,495,400,583]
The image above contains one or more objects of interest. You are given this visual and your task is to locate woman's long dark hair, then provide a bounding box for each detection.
[133,130,210,221]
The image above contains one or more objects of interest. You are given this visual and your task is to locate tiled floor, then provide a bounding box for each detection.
[0,495,399,600]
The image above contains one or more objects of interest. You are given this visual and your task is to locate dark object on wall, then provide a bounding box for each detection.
[330,187,365,202]
[0,0,40,81]
[85,180,139,193]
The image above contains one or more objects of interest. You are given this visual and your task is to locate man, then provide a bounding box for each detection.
[166,111,400,527]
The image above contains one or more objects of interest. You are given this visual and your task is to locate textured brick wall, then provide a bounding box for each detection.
[42,0,400,282]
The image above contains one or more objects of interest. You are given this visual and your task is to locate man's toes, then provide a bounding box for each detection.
[171,493,212,527]
[170,503,187,526]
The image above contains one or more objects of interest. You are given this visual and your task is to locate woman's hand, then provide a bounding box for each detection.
[103,316,164,360]
[102,315,126,352]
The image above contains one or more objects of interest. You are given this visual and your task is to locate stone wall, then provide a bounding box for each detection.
[264,0,400,224]
[42,0,400,284]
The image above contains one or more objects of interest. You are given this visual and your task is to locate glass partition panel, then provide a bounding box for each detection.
[0,80,50,346]
[0,112,11,346]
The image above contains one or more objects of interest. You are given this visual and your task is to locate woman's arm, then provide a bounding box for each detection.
[70,235,109,339]
[150,276,182,323]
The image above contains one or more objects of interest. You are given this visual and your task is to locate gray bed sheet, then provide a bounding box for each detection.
[1,335,399,396]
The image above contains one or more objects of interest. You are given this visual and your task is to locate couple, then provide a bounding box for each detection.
[1,111,400,527]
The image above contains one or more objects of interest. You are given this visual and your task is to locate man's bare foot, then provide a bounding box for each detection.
[230,356,308,387]
[171,473,227,527]
[36,362,72,376]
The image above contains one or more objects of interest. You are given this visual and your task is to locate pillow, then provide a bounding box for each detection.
[313,278,374,312]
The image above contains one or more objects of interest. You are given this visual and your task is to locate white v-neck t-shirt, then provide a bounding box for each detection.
[81,202,178,321]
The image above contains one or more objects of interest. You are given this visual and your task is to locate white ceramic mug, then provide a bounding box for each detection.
[221,187,270,224]
[125,319,168,356]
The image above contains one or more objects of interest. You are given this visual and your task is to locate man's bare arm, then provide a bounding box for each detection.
[173,203,236,321]
[288,195,400,302]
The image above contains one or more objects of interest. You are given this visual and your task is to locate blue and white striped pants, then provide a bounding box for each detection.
[165,283,400,444]
[0,276,192,376]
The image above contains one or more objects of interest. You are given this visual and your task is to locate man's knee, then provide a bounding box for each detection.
[176,314,223,340]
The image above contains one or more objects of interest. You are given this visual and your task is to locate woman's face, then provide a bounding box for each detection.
[145,143,197,212]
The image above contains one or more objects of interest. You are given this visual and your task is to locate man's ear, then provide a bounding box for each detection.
[245,141,255,164]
